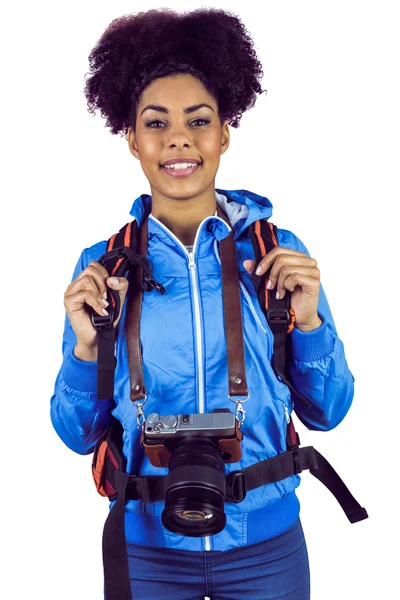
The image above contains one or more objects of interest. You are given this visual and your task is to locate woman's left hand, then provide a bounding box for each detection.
[243,248,322,332]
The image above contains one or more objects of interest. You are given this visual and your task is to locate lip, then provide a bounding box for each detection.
[161,163,202,178]
[161,158,202,166]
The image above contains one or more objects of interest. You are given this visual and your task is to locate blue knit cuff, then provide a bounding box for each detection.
[62,350,98,393]
[291,315,335,362]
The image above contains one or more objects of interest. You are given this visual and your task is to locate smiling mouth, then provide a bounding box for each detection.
[160,163,202,178]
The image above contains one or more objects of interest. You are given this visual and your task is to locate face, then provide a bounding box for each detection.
[127,74,230,202]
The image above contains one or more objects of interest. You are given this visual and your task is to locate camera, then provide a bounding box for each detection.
[141,408,243,537]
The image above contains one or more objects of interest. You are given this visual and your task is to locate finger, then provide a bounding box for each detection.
[107,276,129,299]
[243,259,257,274]
[267,255,317,290]
[64,287,109,318]
[80,260,109,279]
[276,268,321,300]
[74,261,110,297]
[65,267,111,315]
[66,271,105,304]
[106,276,130,326]
[256,247,309,276]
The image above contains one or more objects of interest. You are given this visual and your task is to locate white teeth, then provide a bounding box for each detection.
[163,162,199,170]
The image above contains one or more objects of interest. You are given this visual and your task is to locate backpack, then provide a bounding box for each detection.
[90,204,367,600]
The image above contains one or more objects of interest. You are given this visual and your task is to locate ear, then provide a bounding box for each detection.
[220,121,230,156]
[127,126,140,160]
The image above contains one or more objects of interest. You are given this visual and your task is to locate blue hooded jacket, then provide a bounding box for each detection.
[50,188,355,552]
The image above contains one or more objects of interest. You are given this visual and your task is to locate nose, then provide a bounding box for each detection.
[166,122,193,149]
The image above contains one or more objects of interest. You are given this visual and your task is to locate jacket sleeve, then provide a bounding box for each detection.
[50,248,114,455]
[277,228,355,431]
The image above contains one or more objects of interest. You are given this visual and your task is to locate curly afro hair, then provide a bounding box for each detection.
[84,7,266,137]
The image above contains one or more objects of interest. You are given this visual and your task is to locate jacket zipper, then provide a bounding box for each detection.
[188,250,210,551]
[147,216,207,413]
[150,215,229,552]
[187,251,205,413]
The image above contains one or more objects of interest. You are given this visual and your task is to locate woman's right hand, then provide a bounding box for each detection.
[64,261,129,360]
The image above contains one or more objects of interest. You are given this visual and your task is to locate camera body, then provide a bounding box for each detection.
[141,408,243,467]
[140,408,243,537]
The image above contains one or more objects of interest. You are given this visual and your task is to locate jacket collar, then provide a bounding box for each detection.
[128,188,273,240]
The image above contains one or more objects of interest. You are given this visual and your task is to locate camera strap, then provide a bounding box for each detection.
[124,204,250,409]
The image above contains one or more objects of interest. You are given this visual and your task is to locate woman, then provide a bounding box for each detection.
[50,8,355,599]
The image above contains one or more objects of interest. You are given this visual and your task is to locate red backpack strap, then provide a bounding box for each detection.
[248,220,312,411]
[250,220,296,332]
[100,219,165,293]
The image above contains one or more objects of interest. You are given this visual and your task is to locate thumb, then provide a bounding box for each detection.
[107,276,129,303]
[107,276,129,327]
[243,259,257,274]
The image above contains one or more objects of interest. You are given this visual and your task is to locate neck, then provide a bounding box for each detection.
[150,187,217,246]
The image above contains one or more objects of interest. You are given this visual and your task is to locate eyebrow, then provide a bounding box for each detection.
[140,103,214,116]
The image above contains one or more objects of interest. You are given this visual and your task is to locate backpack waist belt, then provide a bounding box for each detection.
[105,445,367,523]
[99,435,367,600]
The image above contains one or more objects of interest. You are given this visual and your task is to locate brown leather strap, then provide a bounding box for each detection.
[126,218,148,403]
[126,206,248,403]
[216,204,248,397]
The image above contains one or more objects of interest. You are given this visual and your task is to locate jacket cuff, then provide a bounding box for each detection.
[61,350,98,393]
[291,315,335,362]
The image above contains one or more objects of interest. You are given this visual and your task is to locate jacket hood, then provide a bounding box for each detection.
[129,188,273,239]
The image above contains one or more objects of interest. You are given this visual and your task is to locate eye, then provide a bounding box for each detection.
[145,118,211,129]
[145,119,165,129]
[191,118,210,126]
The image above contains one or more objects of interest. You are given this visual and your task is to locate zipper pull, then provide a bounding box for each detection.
[284,405,290,423]
[188,252,196,270]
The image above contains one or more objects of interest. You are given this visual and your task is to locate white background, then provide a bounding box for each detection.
[2,1,398,598]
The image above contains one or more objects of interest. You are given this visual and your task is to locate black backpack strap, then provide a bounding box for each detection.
[226,447,368,523]
[308,449,368,523]
[97,419,131,600]
[91,220,165,400]
[248,220,312,407]
[90,219,165,598]
[102,481,131,600]
[98,428,368,526]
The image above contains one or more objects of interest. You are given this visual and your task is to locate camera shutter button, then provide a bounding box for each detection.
[164,415,177,428]
[147,413,160,424]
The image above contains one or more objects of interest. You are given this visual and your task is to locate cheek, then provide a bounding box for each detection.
[139,137,159,162]
[136,142,159,179]
[198,132,223,158]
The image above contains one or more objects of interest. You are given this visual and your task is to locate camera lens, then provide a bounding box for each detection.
[175,510,213,522]
[161,439,226,537]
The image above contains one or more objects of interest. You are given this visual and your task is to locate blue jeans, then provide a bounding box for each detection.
[123,519,310,599]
